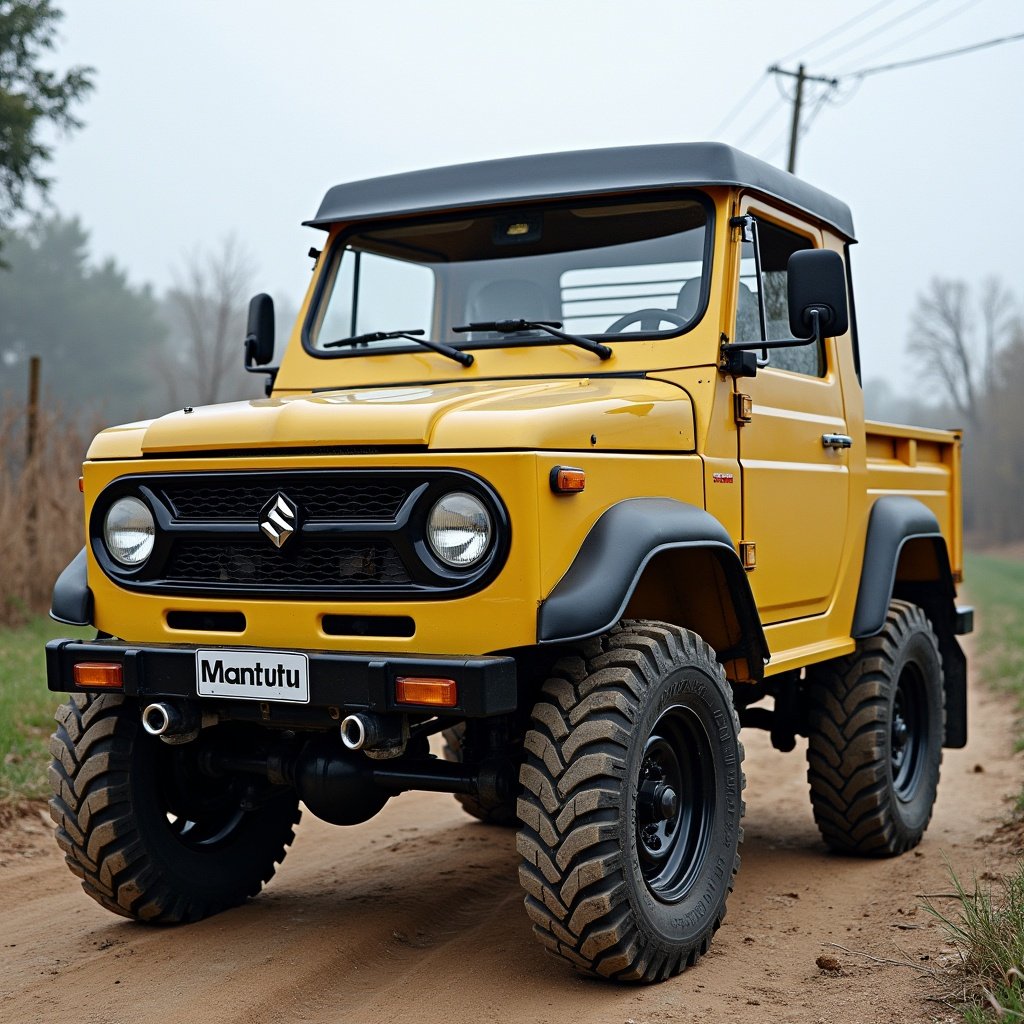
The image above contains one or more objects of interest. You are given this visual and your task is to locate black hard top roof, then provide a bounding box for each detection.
[306,142,855,241]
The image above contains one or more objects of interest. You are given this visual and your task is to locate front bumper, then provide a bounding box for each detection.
[46,638,518,729]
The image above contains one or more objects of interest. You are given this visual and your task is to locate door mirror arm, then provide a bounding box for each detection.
[719,314,821,377]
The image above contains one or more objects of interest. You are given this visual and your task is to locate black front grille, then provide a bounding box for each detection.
[162,480,408,521]
[165,541,410,587]
[93,468,508,599]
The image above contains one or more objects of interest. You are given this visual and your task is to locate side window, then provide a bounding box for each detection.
[735,218,824,377]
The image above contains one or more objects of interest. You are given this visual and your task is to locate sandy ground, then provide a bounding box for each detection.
[1,653,1021,1024]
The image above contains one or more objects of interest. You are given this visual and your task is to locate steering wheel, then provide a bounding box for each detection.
[605,308,690,334]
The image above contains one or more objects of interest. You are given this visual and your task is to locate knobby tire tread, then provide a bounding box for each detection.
[48,693,300,923]
[516,620,744,982]
[805,599,943,856]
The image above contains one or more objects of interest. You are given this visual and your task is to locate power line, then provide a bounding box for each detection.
[800,87,835,138]
[734,96,787,149]
[767,65,839,172]
[775,0,900,65]
[834,0,984,74]
[812,0,943,66]
[710,73,768,138]
[844,29,1024,77]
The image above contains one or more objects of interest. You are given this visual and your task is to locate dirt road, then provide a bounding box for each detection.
[1,662,1020,1024]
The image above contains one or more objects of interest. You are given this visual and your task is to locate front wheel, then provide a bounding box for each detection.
[49,693,300,922]
[805,599,944,856]
[516,621,744,982]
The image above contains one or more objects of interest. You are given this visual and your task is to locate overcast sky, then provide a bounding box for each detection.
[45,0,1024,391]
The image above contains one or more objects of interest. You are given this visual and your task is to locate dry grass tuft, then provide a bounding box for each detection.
[0,397,91,626]
[926,864,1024,1022]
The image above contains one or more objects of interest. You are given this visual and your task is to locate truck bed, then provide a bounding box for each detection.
[864,420,963,579]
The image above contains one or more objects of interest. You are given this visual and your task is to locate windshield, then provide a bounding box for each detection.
[305,195,711,356]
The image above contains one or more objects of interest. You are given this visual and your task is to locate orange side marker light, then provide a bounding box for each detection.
[395,676,458,707]
[550,466,586,494]
[73,662,123,689]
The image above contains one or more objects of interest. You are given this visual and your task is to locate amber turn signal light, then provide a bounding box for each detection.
[395,676,458,707]
[73,662,124,689]
[550,466,586,493]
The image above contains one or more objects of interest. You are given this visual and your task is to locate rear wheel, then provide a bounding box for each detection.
[516,621,744,981]
[442,722,518,825]
[49,693,300,922]
[806,599,944,856]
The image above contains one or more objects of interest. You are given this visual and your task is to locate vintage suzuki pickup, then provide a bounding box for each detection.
[46,143,971,982]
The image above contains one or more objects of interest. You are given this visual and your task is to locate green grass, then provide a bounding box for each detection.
[0,617,91,803]
[933,553,1024,1021]
[965,553,1024,729]
[927,864,1024,1023]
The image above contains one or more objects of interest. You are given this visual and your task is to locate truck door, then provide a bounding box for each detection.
[733,205,851,624]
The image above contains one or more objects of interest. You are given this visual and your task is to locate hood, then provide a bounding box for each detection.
[86,378,696,459]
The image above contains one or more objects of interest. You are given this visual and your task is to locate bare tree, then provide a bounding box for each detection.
[159,236,257,408]
[906,277,1024,544]
[907,276,1019,429]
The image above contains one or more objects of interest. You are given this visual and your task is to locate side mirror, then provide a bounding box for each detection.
[787,250,849,341]
[244,293,275,367]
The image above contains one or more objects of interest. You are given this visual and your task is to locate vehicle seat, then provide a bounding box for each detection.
[675,277,702,321]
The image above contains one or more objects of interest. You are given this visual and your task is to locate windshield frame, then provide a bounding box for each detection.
[301,189,716,361]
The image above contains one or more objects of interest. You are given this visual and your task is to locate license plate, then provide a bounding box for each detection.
[196,649,310,704]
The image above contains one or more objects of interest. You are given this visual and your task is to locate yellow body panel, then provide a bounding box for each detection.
[105,378,695,458]
[79,186,964,678]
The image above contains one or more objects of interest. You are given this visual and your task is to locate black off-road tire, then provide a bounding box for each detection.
[806,599,944,856]
[516,621,744,982]
[442,723,518,826]
[48,693,301,922]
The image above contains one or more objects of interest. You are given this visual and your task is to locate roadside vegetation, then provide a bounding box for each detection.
[0,406,89,627]
[964,553,1024,743]
[930,552,1024,1022]
[0,616,89,806]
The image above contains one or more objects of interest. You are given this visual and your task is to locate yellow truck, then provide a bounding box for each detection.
[46,143,971,982]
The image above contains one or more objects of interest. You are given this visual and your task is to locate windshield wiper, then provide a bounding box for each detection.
[323,329,473,367]
[451,319,612,361]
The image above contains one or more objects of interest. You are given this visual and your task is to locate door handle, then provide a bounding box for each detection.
[822,433,853,449]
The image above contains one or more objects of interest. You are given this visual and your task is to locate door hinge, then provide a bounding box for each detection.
[734,393,753,424]
[739,541,757,571]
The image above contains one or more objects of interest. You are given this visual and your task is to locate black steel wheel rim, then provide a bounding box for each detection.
[635,703,716,904]
[891,662,927,801]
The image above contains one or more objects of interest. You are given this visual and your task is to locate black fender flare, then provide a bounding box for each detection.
[850,495,967,748]
[537,497,769,671]
[851,496,955,639]
[50,547,94,627]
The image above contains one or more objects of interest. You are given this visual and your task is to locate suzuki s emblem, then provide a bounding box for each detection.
[259,493,298,548]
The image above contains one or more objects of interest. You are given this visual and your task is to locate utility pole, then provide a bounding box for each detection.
[768,64,838,174]
[786,64,806,174]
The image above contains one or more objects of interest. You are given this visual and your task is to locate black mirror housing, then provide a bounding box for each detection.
[244,293,275,366]
[787,250,849,340]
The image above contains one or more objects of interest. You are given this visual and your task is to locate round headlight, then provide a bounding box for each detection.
[426,492,492,568]
[104,496,155,567]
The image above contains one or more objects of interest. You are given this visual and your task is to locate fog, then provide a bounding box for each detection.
[30,0,1024,392]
